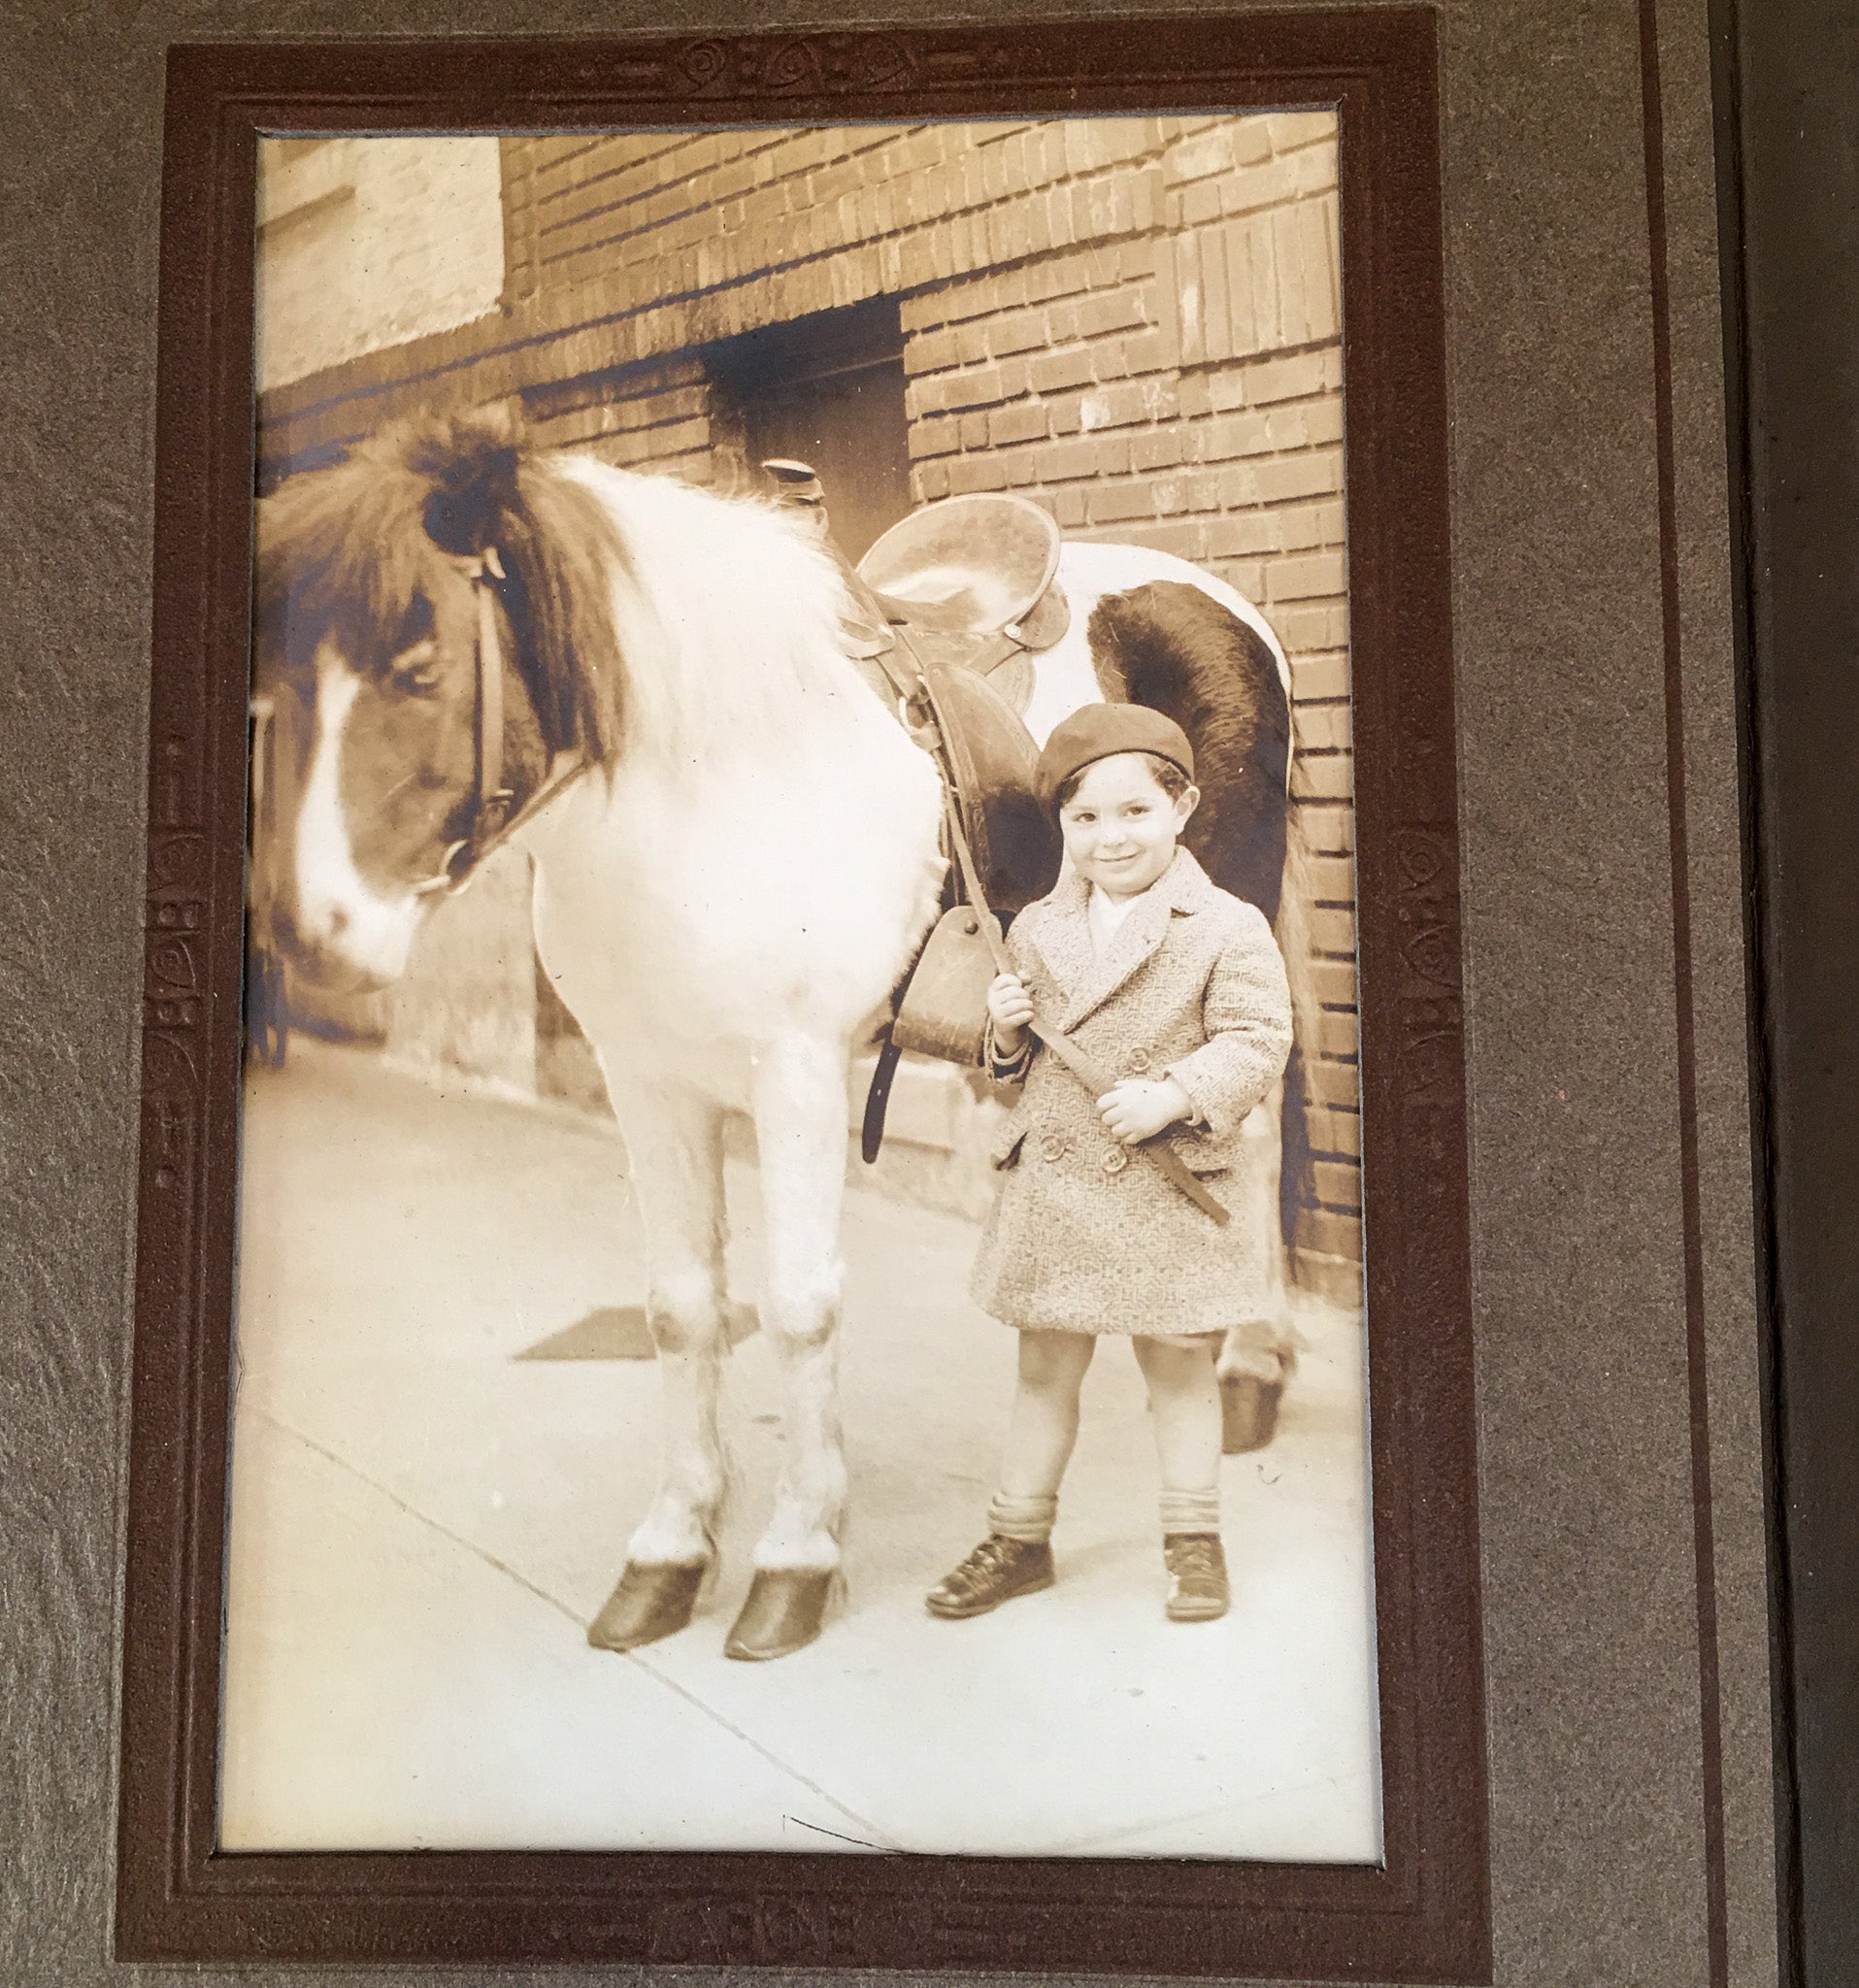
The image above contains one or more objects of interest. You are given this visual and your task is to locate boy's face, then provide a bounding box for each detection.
[1058,752,1199,901]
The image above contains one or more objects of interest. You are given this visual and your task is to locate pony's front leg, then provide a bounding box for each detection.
[587,1078,730,1655]
[724,1033,851,1662]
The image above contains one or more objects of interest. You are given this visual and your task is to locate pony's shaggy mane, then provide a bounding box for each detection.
[256,407,633,766]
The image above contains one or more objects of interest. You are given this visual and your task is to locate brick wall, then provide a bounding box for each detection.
[259,114,1362,1300]
[255,137,504,394]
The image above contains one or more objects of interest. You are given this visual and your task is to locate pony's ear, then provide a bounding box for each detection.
[404,403,526,558]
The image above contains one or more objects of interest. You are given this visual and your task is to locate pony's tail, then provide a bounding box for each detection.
[1273,758,1324,1264]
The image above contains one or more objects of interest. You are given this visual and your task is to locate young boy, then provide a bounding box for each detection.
[928,703,1294,1624]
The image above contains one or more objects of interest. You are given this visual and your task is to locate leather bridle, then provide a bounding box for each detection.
[410,546,587,900]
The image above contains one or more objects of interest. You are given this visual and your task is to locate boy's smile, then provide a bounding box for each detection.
[1057,751,1200,902]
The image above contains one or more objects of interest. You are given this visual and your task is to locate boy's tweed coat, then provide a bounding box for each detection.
[971,846,1293,1338]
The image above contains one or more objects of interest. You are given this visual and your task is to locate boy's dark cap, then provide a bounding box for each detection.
[1035,703,1196,812]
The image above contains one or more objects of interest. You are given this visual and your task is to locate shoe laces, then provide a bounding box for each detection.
[949,1533,1026,1589]
[1165,1534,1223,1581]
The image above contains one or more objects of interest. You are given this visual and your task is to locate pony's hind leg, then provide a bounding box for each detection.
[1216,1080,1298,1453]
[587,1077,731,1655]
[724,1032,851,1662]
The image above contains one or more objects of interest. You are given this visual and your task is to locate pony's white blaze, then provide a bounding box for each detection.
[294,648,423,984]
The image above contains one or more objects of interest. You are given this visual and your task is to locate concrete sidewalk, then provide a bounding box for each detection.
[220,1040,1381,1862]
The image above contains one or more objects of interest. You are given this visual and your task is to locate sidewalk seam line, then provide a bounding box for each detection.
[247,1403,901,1850]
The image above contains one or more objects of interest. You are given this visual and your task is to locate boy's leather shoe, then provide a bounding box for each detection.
[1163,1533,1230,1621]
[925,1534,1055,1618]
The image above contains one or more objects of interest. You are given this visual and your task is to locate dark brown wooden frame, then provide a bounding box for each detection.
[118,13,1488,1979]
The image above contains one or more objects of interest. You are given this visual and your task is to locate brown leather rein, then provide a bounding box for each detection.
[409,547,588,901]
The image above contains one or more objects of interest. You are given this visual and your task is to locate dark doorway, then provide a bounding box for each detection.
[709,297,913,562]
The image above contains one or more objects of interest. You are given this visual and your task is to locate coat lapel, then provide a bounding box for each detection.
[1033,848,1216,1032]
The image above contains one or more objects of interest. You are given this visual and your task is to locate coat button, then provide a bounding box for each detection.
[1040,1133,1069,1163]
[1101,1146,1129,1175]
[1125,1047,1151,1074]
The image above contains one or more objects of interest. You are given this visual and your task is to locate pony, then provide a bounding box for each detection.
[252,406,1319,1663]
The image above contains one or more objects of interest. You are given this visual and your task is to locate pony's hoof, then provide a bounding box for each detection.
[587,1560,707,1652]
[723,1569,843,1662]
[1220,1375,1284,1454]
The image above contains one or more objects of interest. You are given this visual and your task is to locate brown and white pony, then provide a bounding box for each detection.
[253,409,1318,1662]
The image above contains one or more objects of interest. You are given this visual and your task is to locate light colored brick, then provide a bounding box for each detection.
[1278,501,1327,552]
[1269,550,1349,603]
[908,417,960,460]
[1165,126,1242,186]
[1294,1205,1361,1260]
[1110,517,1206,560]
[948,453,1011,496]
[1085,480,1155,524]
[1078,379,1178,430]
[1030,346,1095,394]
[1307,1058,1361,1110]
[928,366,1006,414]
[1093,436,1134,477]
[1245,349,1328,405]
[1311,1158,1362,1210]
[904,328,959,378]
[1255,450,1344,502]
[1311,961,1359,1009]
[1292,653,1352,703]
[1234,116,1274,166]
[1131,429,1185,473]
[1203,512,1279,557]
[1297,704,1353,753]
[1306,1104,1362,1161]
[1076,288,1149,339]
[1120,325,1178,375]
[1197,410,1272,461]
[1319,1017,1368,1065]
[1037,435,1101,482]
[1269,110,1338,155]
[1220,154,1303,221]
[989,400,1049,447]
[1293,752,1354,803]
[987,309,1049,358]
[1307,852,1356,902]
[1278,604,1348,650]
[1176,373,1213,419]
[1205,556,1267,601]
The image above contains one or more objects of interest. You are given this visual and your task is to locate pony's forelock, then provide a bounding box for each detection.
[256,408,632,765]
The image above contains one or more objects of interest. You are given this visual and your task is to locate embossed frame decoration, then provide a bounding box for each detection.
[117,14,1488,1978]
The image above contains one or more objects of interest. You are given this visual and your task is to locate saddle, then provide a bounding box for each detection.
[840,484,1070,914]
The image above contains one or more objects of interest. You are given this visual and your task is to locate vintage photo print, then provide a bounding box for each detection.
[223,112,1378,1862]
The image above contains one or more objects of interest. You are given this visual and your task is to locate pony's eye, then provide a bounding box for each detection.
[385,640,443,699]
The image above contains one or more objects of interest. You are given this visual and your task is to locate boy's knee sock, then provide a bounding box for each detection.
[1158,1486,1221,1536]
[988,1491,1058,1543]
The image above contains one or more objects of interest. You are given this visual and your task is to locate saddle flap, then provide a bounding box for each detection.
[890,904,1001,1066]
[857,493,1061,641]
[917,663,1063,917]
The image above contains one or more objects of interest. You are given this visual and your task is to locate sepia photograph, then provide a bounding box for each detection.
[222,109,1378,1864]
